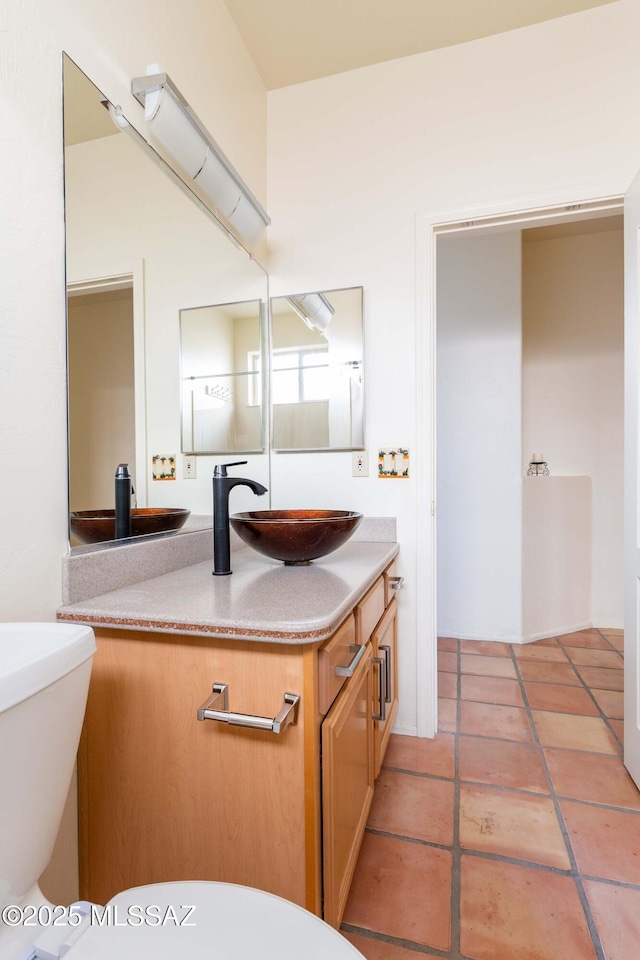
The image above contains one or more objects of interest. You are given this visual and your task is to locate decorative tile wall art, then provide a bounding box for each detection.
[152,454,176,480]
[378,448,410,478]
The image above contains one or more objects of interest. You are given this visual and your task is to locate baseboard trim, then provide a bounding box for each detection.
[521,621,594,643]
[437,630,523,644]
[391,722,419,738]
[438,620,623,645]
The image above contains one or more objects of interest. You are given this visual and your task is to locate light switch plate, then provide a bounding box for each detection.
[378,448,410,478]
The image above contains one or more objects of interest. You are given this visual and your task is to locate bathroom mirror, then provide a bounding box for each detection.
[270,287,364,451]
[63,55,269,549]
[180,298,266,453]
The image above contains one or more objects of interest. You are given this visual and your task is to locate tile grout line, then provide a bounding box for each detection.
[340,922,453,958]
[382,761,640,814]
[594,627,625,658]
[509,643,607,960]
[554,638,624,755]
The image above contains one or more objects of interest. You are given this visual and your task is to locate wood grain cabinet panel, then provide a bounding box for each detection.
[79,631,315,908]
[321,643,374,928]
[77,561,398,926]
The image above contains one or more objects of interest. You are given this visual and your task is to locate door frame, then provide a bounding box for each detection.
[415,187,625,738]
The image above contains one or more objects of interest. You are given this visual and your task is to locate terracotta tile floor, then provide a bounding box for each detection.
[342,629,639,960]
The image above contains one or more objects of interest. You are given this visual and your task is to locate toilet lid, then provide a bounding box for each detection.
[58,882,364,959]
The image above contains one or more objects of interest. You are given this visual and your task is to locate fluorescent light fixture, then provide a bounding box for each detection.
[287,293,335,334]
[131,71,270,244]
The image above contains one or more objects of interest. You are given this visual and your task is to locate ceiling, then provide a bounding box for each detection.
[222,0,619,90]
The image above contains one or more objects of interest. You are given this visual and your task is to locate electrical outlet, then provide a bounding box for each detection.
[352,451,369,477]
[183,455,197,479]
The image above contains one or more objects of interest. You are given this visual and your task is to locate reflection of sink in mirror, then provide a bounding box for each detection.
[230,510,362,565]
[70,508,190,545]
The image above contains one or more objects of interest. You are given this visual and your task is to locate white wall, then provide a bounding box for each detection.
[1,0,266,621]
[522,227,624,626]
[436,232,523,641]
[267,0,640,733]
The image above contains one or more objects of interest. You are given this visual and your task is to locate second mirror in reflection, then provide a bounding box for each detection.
[271,286,364,451]
[180,299,266,454]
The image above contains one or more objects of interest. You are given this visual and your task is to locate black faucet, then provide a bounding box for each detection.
[114,463,135,539]
[213,461,267,575]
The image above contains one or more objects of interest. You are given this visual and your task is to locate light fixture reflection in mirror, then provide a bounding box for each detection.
[180,299,266,454]
[270,287,364,451]
[63,54,269,550]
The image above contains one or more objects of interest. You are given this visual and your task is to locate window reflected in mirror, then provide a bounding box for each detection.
[271,287,364,451]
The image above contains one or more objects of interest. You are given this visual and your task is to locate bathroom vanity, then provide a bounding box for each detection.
[58,533,399,928]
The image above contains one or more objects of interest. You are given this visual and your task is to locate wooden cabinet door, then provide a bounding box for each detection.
[321,643,374,928]
[79,630,312,909]
[373,597,398,777]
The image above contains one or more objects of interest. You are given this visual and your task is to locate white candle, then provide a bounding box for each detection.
[532,452,544,462]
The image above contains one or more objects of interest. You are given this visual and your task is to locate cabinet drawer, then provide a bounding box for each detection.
[355,577,385,645]
[318,614,357,715]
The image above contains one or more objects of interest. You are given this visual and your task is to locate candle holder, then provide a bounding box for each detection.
[527,460,550,477]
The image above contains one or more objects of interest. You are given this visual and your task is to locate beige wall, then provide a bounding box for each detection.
[522,477,592,639]
[68,290,135,512]
[522,226,624,626]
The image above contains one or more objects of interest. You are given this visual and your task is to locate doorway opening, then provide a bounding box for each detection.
[415,195,624,739]
[436,214,623,644]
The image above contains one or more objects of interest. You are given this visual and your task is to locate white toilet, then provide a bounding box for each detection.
[0,623,364,959]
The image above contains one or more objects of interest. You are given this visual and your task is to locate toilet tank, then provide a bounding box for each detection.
[0,623,96,913]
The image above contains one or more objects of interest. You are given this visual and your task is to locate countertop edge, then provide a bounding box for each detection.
[57,542,399,645]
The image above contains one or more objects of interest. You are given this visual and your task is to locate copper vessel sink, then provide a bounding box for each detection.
[229,509,363,565]
[70,507,190,544]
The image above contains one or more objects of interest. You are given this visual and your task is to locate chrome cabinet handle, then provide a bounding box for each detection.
[335,643,367,677]
[372,656,387,721]
[389,576,405,591]
[197,682,300,734]
[380,644,392,703]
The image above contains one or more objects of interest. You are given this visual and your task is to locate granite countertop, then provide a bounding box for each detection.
[57,540,399,644]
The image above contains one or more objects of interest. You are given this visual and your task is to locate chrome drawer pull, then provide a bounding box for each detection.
[380,644,392,703]
[197,682,300,734]
[389,576,405,591]
[372,656,387,722]
[335,643,367,678]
